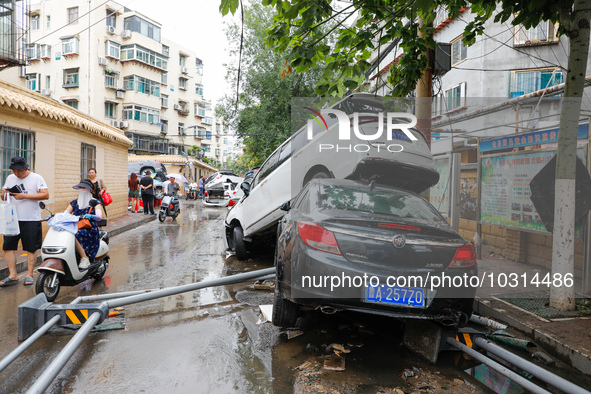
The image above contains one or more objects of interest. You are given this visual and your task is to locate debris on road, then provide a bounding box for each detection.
[254,279,275,291]
[259,305,272,322]
[323,355,345,371]
[287,329,304,340]
[532,351,556,366]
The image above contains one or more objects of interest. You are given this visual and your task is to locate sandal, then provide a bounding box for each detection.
[23,277,34,286]
[0,277,19,287]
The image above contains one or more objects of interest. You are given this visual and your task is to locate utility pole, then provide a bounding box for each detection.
[416,17,432,149]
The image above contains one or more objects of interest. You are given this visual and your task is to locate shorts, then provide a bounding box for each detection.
[129,189,139,198]
[3,221,43,253]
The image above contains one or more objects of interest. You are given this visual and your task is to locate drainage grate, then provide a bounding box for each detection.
[498,291,591,319]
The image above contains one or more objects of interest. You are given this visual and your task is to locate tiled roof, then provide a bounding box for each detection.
[128,154,217,171]
[0,80,132,147]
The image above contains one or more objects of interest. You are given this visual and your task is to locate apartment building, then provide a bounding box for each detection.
[3,0,215,155]
[201,119,235,167]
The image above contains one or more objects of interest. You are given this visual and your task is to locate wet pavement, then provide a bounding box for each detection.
[1,201,591,393]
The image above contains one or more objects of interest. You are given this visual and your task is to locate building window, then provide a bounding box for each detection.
[80,143,96,180]
[179,77,187,90]
[161,72,168,85]
[40,44,51,59]
[206,130,212,139]
[202,145,210,153]
[195,104,205,117]
[26,73,39,91]
[195,83,203,96]
[106,40,120,59]
[105,102,116,118]
[31,14,39,30]
[63,68,79,88]
[123,104,160,123]
[509,68,563,97]
[195,58,203,75]
[161,120,168,134]
[46,15,51,29]
[202,117,213,125]
[0,126,35,186]
[162,44,169,57]
[123,15,161,42]
[514,22,559,46]
[106,10,116,28]
[123,75,160,97]
[104,70,117,89]
[161,94,168,108]
[45,75,50,89]
[451,36,467,66]
[179,54,186,67]
[26,44,39,60]
[197,126,206,138]
[68,7,79,24]
[61,37,79,55]
[120,44,168,70]
[178,122,184,134]
[64,100,79,110]
[444,82,466,111]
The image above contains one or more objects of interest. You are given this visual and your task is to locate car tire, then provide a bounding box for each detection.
[272,286,299,328]
[233,226,248,260]
[154,188,164,200]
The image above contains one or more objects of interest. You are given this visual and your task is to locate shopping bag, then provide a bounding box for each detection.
[0,194,20,236]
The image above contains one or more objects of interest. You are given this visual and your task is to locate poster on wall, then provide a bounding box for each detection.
[480,148,586,232]
[432,156,450,215]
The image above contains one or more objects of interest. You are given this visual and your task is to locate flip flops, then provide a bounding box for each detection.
[0,277,19,287]
[23,277,34,286]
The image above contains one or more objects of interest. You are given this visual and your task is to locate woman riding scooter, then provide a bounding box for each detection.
[65,179,103,269]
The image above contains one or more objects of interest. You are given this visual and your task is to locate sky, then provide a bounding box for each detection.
[129,0,236,107]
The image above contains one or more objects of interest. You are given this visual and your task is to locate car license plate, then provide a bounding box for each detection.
[365,285,424,308]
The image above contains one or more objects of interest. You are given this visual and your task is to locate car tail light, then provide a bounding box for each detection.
[448,243,476,268]
[170,203,174,209]
[204,191,208,196]
[297,222,341,255]
[228,200,235,207]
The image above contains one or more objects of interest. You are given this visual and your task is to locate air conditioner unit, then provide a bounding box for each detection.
[120,121,129,128]
[98,57,108,66]
[110,120,120,128]
[41,89,51,96]
[173,104,181,110]
[121,30,131,39]
[116,90,125,99]
[18,66,26,78]
[107,26,116,35]
[181,67,188,74]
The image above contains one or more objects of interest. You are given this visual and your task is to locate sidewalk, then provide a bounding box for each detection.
[474,255,591,376]
[0,212,156,281]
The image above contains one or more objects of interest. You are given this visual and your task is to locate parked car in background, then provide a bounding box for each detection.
[205,170,242,190]
[225,93,439,260]
[128,160,168,200]
[204,177,243,207]
[272,178,477,328]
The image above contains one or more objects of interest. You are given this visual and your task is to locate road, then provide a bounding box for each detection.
[1,200,589,393]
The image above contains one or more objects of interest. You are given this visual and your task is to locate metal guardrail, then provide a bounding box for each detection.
[1,268,275,393]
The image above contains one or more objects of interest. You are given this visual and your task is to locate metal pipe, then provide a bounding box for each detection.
[474,338,590,394]
[27,312,102,394]
[106,268,276,308]
[72,289,163,304]
[469,314,507,330]
[446,338,551,394]
[0,315,61,373]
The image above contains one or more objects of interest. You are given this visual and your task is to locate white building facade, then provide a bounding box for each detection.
[2,0,215,155]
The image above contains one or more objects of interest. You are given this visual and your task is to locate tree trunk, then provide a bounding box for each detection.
[550,0,591,310]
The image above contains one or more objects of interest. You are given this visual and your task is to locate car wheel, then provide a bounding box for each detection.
[154,188,164,200]
[272,286,299,327]
[233,226,248,260]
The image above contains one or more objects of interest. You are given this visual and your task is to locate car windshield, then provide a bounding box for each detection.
[316,184,445,223]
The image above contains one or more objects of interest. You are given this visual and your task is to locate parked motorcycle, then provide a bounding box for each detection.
[158,195,181,222]
[35,201,110,302]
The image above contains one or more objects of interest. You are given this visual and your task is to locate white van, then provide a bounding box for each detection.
[225,94,439,259]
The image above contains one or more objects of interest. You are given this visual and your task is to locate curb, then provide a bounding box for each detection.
[474,297,591,376]
[0,214,156,280]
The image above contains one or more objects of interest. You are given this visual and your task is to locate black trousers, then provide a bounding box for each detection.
[142,194,154,214]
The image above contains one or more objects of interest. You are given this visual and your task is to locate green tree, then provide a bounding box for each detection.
[220,0,591,310]
[217,1,330,166]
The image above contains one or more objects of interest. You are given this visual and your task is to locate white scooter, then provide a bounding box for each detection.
[35,201,110,302]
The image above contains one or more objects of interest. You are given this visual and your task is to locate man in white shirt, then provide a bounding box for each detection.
[0,157,49,287]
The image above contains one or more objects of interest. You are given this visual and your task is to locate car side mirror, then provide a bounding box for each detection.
[280,201,291,212]
[39,202,46,209]
[240,181,251,197]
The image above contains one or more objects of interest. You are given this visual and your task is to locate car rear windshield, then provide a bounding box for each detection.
[317,184,445,223]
